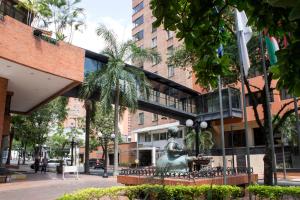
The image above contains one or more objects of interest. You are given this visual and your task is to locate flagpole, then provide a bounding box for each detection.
[259,32,277,185]
[218,75,227,185]
[235,10,252,185]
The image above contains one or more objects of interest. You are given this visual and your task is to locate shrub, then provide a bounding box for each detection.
[58,184,242,200]
[248,185,300,200]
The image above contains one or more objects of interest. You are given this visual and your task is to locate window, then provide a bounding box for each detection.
[167,30,173,39]
[246,90,274,106]
[133,1,144,14]
[145,132,151,142]
[133,15,144,27]
[160,132,167,140]
[152,113,158,121]
[153,134,160,141]
[151,37,157,48]
[167,46,174,57]
[152,22,157,33]
[168,64,175,77]
[138,112,144,125]
[84,57,103,76]
[225,130,246,148]
[253,128,265,146]
[280,89,293,100]
[133,30,144,41]
[152,90,160,103]
[177,130,183,138]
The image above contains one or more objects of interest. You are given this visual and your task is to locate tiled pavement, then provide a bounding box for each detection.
[0,172,121,200]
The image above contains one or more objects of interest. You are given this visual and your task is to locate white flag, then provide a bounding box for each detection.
[235,9,252,77]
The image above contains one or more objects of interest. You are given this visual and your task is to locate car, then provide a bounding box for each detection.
[94,159,104,169]
[47,159,60,168]
[89,158,104,169]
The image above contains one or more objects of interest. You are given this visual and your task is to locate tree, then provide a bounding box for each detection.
[44,0,85,41]
[185,128,214,154]
[150,0,300,185]
[150,0,300,96]
[17,0,85,42]
[10,97,68,164]
[80,24,161,175]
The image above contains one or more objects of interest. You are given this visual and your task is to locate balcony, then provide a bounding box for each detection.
[196,87,242,121]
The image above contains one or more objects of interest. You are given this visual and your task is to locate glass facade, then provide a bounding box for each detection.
[198,88,240,114]
[84,57,104,76]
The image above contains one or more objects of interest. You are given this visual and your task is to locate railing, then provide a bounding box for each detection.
[120,166,253,179]
[139,88,197,114]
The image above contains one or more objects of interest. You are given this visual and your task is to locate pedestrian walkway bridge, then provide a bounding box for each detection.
[64,50,243,124]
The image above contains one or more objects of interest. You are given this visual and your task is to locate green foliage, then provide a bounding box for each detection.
[248,185,300,200]
[80,24,161,171]
[18,0,85,42]
[57,185,242,200]
[150,0,300,96]
[12,97,69,154]
[185,128,214,152]
[47,125,82,159]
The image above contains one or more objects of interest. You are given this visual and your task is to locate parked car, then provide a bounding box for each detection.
[89,159,104,169]
[47,159,60,168]
[94,159,104,169]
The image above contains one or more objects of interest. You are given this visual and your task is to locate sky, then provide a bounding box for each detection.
[71,0,133,53]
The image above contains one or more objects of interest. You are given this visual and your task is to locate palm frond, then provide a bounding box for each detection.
[96,24,118,56]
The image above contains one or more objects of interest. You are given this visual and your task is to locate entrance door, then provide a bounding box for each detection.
[139,150,152,166]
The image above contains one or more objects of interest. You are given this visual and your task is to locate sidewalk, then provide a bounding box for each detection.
[0,165,121,200]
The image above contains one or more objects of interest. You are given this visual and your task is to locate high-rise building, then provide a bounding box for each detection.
[130,0,300,175]
[130,0,201,166]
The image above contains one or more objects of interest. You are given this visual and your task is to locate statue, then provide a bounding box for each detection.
[156,127,195,172]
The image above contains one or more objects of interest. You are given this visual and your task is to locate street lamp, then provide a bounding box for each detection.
[185,119,208,157]
[98,132,115,178]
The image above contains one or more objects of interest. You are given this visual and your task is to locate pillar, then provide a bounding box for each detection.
[0,77,8,164]
[151,147,156,166]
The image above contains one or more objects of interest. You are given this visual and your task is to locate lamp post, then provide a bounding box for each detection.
[98,131,115,178]
[185,119,208,157]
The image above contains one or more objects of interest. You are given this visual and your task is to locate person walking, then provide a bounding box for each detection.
[34,156,40,173]
[41,157,48,174]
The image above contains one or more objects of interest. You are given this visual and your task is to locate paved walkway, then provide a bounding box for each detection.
[0,172,121,200]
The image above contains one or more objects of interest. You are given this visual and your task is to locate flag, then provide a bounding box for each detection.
[235,9,252,77]
[265,36,279,65]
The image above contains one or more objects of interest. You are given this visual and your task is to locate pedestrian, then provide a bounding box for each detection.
[41,156,48,173]
[34,156,40,173]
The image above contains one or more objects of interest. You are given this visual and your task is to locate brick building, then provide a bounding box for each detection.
[0,0,85,163]
[130,0,300,175]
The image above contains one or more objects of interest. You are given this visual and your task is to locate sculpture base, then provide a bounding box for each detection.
[117,174,258,186]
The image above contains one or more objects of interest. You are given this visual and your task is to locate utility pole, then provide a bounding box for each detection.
[218,75,227,184]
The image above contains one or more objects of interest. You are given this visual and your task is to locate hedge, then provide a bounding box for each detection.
[58,184,300,200]
[248,185,300,200]
[57,184,242,200]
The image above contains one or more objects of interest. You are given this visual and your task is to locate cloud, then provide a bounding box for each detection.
[71,17,132,53]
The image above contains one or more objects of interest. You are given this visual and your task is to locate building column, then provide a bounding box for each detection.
[151,147,156,166]
[0,77,8,164]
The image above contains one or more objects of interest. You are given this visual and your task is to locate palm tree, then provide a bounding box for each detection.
[80,24,161,175]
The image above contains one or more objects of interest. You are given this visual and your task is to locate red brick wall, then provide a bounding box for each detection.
[0,16,85,82]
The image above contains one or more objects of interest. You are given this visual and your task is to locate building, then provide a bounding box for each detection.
[0,0,85,163]
[130,0,300,175]
[131,0,204,166]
